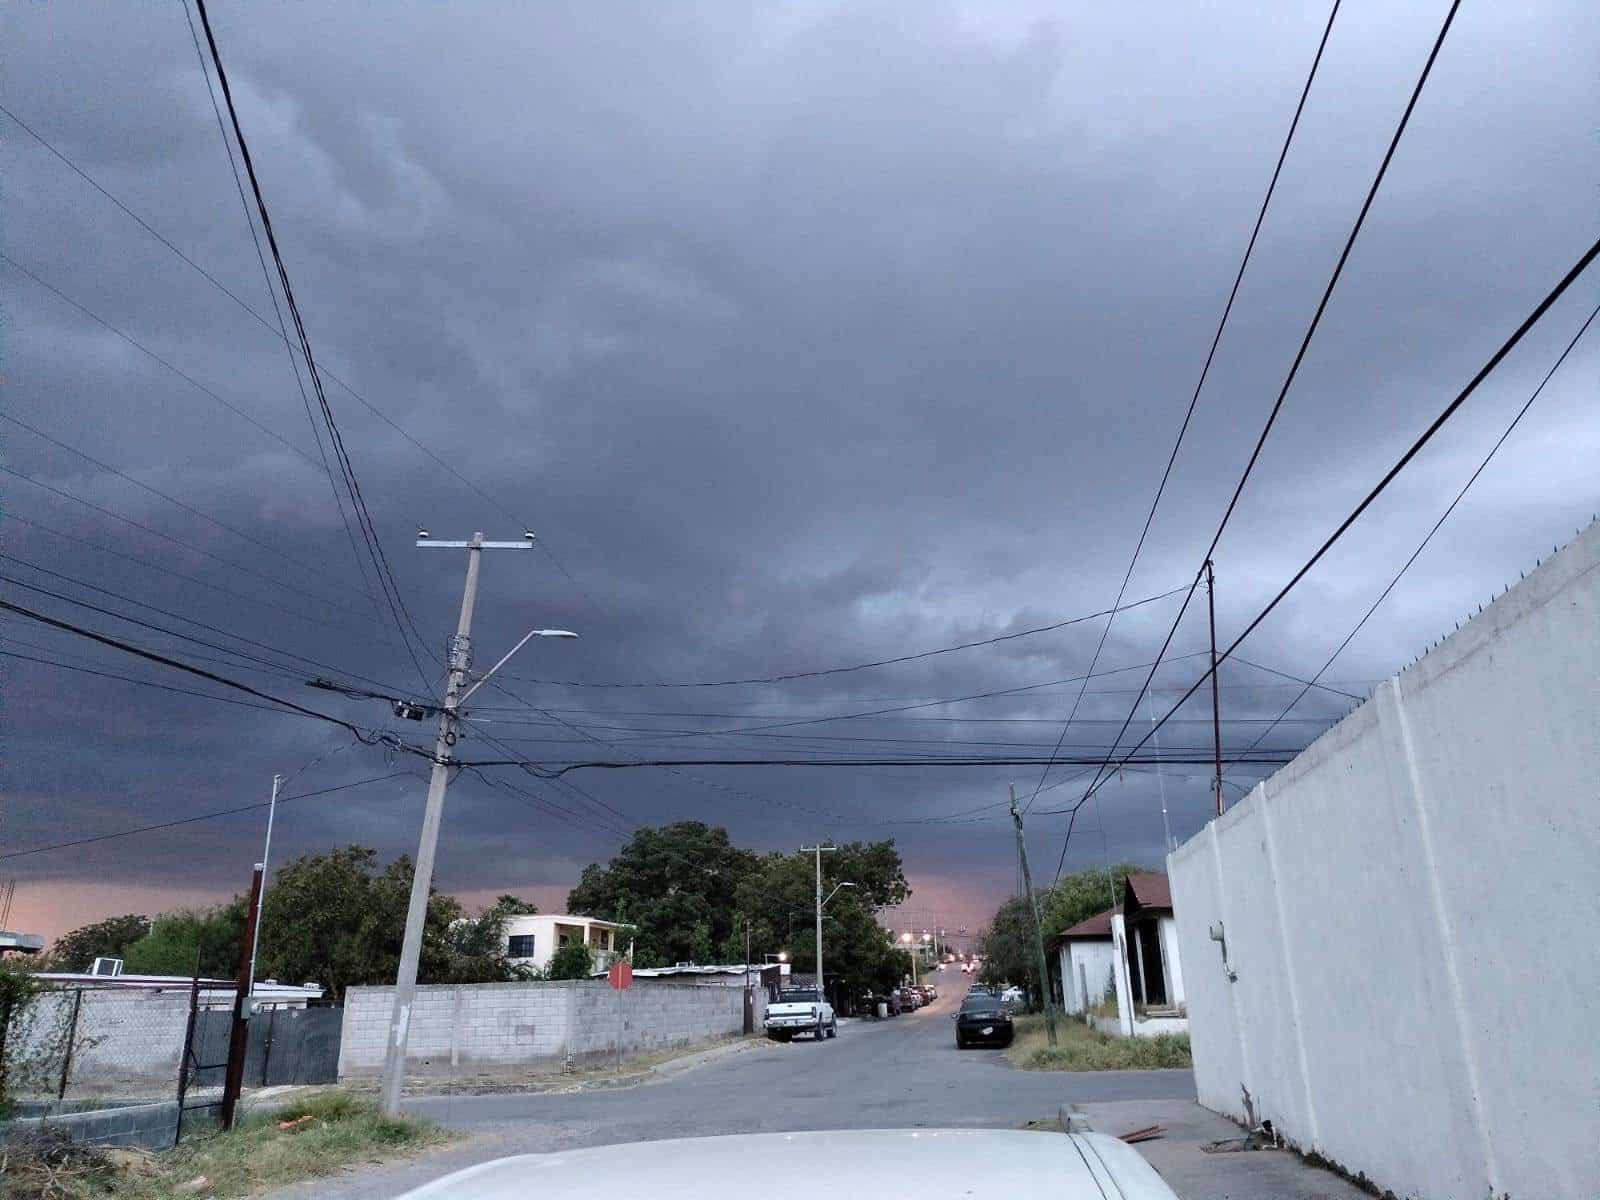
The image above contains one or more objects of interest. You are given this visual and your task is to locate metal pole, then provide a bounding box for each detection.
[174,955,202,1145]
[1206,559,1224,816]
[246,773,280,1001]
[800,844,835,1019]
[56,989,83,1101]
[743,922,753,1034]
[380,534,483,1116]
[1150,690,1173,853]
[1009,785,1058,1046]
[221,863,265,1129]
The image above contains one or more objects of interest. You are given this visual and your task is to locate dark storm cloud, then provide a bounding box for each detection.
[3,1,1596,939]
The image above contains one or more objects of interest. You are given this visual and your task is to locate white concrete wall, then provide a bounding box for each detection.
[338,978,749,1079]
[1059,941,1115,1016]
[1169,521,1600,1200]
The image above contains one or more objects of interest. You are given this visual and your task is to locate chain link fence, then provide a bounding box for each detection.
[1,982,341,1147]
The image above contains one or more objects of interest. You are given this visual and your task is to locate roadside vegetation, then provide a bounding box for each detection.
[0,1090,446,1200]
[1004,1014,1191,1072]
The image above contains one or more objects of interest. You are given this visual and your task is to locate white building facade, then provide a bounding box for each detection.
[502,914,626,974]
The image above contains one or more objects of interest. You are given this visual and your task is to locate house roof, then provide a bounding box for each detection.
[1055,909,1116,941]
[1125,872,1172,910]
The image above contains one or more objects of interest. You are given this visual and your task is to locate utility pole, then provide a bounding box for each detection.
[801,844,836,1009]
[1205,559,1224,816]
[379,531,570,1117]
[220,863,264,1129]
[1009,785,1058,1047]
[246,774,281,1002]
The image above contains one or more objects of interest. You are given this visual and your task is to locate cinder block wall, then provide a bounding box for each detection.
[8,990,193,1099]
[1169,521,1600,1200]
[338,979,747,1079]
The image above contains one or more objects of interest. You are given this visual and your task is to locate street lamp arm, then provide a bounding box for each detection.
[822,881,857,909]
[457,627,578,704]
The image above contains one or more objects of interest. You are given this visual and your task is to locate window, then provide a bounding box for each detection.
[507,935,536,959]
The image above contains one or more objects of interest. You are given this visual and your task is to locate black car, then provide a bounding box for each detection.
[954,993,1013,1048]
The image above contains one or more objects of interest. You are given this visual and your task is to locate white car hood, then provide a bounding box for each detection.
[397,1128,1177,1198]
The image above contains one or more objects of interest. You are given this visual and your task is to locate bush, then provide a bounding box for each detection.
[547,942,595,980]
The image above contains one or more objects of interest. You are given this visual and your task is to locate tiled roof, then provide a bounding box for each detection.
[1125,872,1172,909]
[1056,909,1115,940]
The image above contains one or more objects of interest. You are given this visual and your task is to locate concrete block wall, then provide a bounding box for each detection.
[7,989,192,1099]
[1168,521,1600,1200]
[6,1100,181,1152]
[339,978,748,1079]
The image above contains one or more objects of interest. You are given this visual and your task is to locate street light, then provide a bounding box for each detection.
[900,931,918,988]
[822,881,856,909]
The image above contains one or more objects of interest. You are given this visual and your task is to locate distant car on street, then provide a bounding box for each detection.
[954,992,1014,1049]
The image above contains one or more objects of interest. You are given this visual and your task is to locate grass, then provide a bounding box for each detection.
[1004,1014,1191,1072]
[0,1089,448,1200]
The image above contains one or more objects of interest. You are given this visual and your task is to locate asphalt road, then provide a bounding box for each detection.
[272,975,1194,1197]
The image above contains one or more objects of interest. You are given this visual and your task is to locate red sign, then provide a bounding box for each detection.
[608,961,634,990]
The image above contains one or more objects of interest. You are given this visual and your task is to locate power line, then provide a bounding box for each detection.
[2,510,367,636]
[0,593,433,757]
[192,0,437,696]
[0,97,591,607]
[0,465,374,620]
[0,559,419,698]
[1,649,293,716]
[1236,297,1600,762]
[0,409,392,619]
[177,0,385,620]
[1062,0,1466,828]
[0,771,419,862]
[1061,232,1600,850]
[1022,0,1345,814]
[501,585,1190,689]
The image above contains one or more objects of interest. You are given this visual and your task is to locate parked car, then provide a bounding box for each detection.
[917,984,938,1003]
[999,985,1025,1006]
[858,991,900,1018]
[764,986,836,1041]
[894,987,921,1011]
[397,1129,1181,1199]
[954,992,1014,1049]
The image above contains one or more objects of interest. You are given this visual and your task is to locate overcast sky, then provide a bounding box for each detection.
[3,1,1596,946]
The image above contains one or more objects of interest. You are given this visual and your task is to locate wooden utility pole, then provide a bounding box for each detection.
[220,862,264,1129]
[1008,785,1058,1047]
[1205,559,1225,816]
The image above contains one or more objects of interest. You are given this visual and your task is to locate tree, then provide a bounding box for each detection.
[725,840,913,1001]
[547,942,594,980]
[44,914,151,971]
[567,822,757,967]
[252,845,463,1002]
[438,895,540,984]
[123,901,246,978]
[975,864,1143,1004]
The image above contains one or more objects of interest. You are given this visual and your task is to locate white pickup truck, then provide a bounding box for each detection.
[763,986,836,1041]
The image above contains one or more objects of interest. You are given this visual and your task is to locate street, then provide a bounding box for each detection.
[277,980,1193,1197]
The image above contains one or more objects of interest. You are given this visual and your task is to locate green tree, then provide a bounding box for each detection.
[567,822,757,967]
[725,840,912,1000]
[123,901,246,977]
[438,895,540,984]
[975,865,1142,1005]
[547,942,595,980]
[44,914,151,971]
[252,845,462,1002]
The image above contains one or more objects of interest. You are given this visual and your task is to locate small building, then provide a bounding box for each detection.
[502,914,627,975]
[1108,872,1187,1038]
[1051,908,1116,1017]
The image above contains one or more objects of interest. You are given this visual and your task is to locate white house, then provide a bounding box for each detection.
[502,914,626,974]
[1052,908,1116,1016]
[1107,872,1187,1038]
